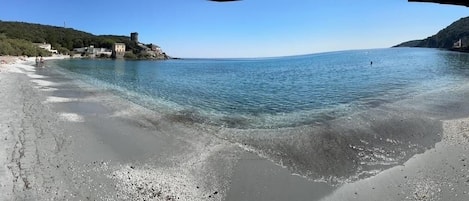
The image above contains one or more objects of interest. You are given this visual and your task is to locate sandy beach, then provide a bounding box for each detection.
[0,56,468,201]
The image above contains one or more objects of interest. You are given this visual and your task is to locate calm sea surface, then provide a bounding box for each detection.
[52,48,469,128]
[50,47,469,182]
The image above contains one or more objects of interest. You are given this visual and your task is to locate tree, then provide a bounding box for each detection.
[73,39,84,48]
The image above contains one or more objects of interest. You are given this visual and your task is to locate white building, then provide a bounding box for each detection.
[453,39,462,48]
[73,45,112,57]
[33,42,58,54]
[112,43,126,59]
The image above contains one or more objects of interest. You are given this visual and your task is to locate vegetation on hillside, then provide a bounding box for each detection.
[394,16,469,49]
[0,34,51,56]
[0,21,166,59]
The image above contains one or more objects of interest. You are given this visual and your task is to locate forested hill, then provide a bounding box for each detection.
[394,16,469,49]
[0,21,141,53]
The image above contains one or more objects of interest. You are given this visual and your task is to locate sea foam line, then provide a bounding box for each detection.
[58,113,85,123]
[31,79,57,87]
[26,74,48,79]
[36,87,58,92]
[44,96,77,103]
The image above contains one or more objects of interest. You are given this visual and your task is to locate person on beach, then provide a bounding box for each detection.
[35,56,39,66]
[40,56,44,67]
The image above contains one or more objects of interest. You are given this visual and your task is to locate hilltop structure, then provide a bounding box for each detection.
[76,32,168,60]
[131,32,139,43]
[127,32,169,60]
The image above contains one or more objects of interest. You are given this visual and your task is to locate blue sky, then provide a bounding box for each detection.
[1,0,468,58]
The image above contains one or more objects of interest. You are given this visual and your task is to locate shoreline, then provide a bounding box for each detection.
[320,116,469,200]
[0,57,468,200]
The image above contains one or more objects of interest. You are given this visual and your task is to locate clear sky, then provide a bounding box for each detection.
[1,0,468,58]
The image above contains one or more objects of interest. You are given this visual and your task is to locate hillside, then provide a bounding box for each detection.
[0,21,168,59]
[394,16,469,49]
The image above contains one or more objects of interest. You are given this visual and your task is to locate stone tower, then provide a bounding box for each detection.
[130,32,139,43]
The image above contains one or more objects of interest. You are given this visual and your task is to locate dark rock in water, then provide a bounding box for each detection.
[214,191,218,195]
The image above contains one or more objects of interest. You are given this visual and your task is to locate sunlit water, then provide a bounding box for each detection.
[50,48,469,182]
[52,48,469,128]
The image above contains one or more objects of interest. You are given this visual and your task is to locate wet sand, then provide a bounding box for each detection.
[320,117,469,201]
[0,59,268,200]
[0,59,468,200]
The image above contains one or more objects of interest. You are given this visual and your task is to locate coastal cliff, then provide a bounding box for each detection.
[394,16,469,50]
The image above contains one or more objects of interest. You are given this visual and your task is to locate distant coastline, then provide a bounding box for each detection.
[394,16,469,53]
[0,21,170,60]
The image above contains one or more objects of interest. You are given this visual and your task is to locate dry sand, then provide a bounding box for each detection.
[0,57,468,200]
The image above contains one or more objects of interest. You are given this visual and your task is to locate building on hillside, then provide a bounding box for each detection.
[33,42,58,54]
[73,47,87,53]
[93,47,113,57]
[73,45,112,58]
[112,43,126,59]
[453,39,462,48]
[150,44,163,55]
[125,32,168,60]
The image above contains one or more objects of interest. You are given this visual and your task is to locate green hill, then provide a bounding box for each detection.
[394,16,469,49]
[0,20,167,58]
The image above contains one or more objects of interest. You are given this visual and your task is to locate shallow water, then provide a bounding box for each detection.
[53,48,469,129]
[50,48,469,183]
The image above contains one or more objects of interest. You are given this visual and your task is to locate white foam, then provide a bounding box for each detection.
[58,113,84,122]
[31,79,57,87]
[15,64,35,72]
[38,87,58,92]
[26,74,48,79]
[44,96,76,103]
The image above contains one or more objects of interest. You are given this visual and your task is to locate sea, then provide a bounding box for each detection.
[50,47,469,182]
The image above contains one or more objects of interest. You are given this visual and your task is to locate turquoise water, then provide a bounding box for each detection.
[50,47,469,182]
[52,48,469,128]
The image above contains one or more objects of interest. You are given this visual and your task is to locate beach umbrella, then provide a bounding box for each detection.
[409,0,469,7]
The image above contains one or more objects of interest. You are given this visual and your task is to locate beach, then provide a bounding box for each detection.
[0,56,468,201]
